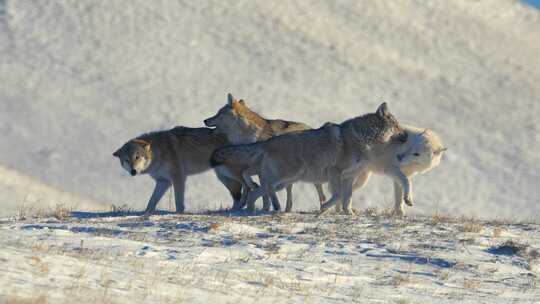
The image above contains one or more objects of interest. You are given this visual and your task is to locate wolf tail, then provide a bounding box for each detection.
[210,143,264,167]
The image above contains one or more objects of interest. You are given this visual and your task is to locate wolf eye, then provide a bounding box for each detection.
[135,155,140,160]
[413,153,420,156]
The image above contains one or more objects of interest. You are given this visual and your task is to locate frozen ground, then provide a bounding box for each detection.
[1,210,539,303]
[0,1,539,219]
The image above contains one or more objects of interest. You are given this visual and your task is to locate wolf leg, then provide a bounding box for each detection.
[144,179,171,215]
[216,173,243,210]
[315,184,326,209]
[285,184,294,212]
[318,173,341,216]
[385,166,413,207]
[352,171,371,191]
[239,179,261,210]
[262,195,272,212]
[327,178,343,213]
[246,185,266,213]
[341,171,371,213]
[319,174,344,215]
[214,165,244,210]
[392,181,405,216]
[318,192,342,215]
[270,191,281,212]
[243,171,258,189]
[264,182,285,212]
[237,184,248,210]
[172,174,187,213]
[264,181,289,212]
[340,177,355,215]
[261,181,278,212]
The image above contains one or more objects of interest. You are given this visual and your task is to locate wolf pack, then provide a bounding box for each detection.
[113,94,446,216]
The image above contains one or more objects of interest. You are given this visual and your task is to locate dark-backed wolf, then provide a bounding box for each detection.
[211,103,409,214]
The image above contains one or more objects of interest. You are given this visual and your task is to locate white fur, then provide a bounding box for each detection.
[337,124,445,215]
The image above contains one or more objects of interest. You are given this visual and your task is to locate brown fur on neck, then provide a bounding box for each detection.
[230,100,274,140]
[232,101,268,129]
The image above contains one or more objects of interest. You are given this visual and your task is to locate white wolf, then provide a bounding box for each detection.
[331,125,446,215]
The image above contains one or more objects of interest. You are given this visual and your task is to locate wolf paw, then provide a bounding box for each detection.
[246,205,256,214]
[342,208,356,215]
[317,206,332,217]
[232,200,244,211]
[404,196,413,207]
[392,208,405,217]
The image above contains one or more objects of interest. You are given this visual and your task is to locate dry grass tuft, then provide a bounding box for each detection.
[429,212,454,225]
[109,204,134,215]
[492,227,504,238]
[2,295,48,304]
[463,279,480,289]
[16,203,74,220]
[208,222,221,231]
[461,221,483,233]
[434,269,450,281]
[45,204,72,220]
[390,274,411,286]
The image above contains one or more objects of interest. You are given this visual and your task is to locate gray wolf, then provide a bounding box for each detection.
[204,93,325,212]
[332,125,446,215]
[211,103,408,214]
[113,127,242,214]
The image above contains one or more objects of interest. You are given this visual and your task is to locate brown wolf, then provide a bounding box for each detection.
[204,94,325,212]
[113,127,242,214]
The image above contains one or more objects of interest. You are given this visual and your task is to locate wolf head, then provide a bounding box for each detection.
[397,128,446,174]
[356,102,408,146]
[204,93,246,131]
[112,139,153,176]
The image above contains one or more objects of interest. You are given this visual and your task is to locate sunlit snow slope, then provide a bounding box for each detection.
[0,1,539,218]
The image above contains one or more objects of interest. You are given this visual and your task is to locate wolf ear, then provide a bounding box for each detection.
[132,139,151,151]
[237,99,245,106]
[113,149,121,158]
[434,147,448,155]
[227,93,235,105]
[376,102,389,117]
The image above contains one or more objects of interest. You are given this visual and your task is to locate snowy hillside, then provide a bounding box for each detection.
[0,165,108,214]
[0,1,539,219]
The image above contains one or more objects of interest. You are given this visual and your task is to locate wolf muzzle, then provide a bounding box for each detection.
[394,131,408,144]
[130,169,137,176]
[203,118,215,127]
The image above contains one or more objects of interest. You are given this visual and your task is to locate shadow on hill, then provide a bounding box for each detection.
[70,210,175,219]
[366,253,456,268]
[486,240,528,256]
[202,209,282,217]
[69,208,279,219]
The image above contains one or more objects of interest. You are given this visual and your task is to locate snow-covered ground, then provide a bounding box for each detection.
[1,211,539,303]
[0,0,539,219]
